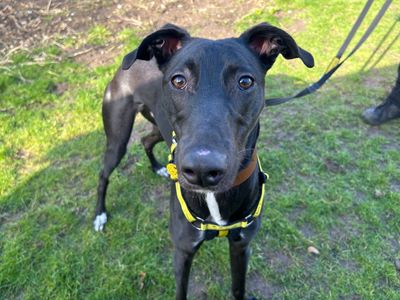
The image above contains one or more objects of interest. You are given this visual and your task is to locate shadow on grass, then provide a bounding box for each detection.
[0,125,174,298]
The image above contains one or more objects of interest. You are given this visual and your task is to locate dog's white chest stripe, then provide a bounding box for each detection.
[205,192,227,226]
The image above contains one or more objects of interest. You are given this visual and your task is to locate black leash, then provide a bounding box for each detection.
[366,30,400,71]
[361,18,399,71]
[265,0,393,107]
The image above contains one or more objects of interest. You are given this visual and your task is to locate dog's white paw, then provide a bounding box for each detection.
[93,213,107,232]
[156,167,169,178]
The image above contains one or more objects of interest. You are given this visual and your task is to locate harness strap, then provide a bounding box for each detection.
[175,181,197,223]
[166,131,269,238]
[172,159,268,234]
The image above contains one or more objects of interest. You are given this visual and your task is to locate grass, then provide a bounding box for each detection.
[1,0,399,299]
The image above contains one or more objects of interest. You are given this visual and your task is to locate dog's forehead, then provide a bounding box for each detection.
[168,38,261,73]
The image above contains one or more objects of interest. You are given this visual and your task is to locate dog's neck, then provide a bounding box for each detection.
[238,123,260,171]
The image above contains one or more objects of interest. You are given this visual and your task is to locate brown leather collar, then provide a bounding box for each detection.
[233,149,258,187]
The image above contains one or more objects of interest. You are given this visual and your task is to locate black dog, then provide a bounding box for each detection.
[94,23,314,299]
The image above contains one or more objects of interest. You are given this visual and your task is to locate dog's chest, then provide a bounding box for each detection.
[205,192,227,226]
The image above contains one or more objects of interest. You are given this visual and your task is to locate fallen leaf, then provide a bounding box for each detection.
[307,246,320,255]
[139,271,146,290]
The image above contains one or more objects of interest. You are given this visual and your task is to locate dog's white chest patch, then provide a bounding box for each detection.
[205,192,226,226]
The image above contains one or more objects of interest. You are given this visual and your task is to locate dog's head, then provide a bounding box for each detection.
[123,23,314,192]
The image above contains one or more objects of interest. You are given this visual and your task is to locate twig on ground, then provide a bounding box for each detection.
[46,0,53,12]
[47,70,60,77]
[0,65,12,71]
[8,15,28,33]
[52,41,68,51]
[114,16,144,27]
[17,71,30,84]
[0,45,30,65]
[18,61,58,66]
[105,45,117,53]
[1,4,13,15]
[67,48,93,58]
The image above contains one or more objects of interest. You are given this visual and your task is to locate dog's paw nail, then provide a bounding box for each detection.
[93,212,107,231]
[156,167,169,178]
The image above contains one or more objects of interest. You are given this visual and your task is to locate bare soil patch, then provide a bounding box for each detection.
[1,0,264,65]
[247,272,282,298]
[1,1,114,56]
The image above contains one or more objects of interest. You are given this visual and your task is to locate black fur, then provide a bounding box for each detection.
[95,23,314,300]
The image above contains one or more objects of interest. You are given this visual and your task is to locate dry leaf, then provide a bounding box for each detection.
[139,271,146,290]
[307,246,320,255]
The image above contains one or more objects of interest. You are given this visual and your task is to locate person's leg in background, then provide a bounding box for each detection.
[362,63,400,125]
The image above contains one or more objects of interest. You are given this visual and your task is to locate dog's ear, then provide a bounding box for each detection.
[240,23,314,70]
[121,49,138,70]
[122,24,190,70]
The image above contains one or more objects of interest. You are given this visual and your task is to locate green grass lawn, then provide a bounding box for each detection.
[1,0,399,299]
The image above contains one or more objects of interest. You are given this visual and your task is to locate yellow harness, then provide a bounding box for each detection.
[166,132,268,239]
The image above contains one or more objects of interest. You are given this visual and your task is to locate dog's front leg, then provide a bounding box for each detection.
[229,239,251,300]
[229,219,260,300]
[173,246,198,300]
[170,191,204,300]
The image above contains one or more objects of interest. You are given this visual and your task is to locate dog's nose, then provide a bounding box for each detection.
[181,149,227,187]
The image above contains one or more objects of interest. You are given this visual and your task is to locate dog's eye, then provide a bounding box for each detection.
[238,76,254,90]
[171,75,187,90]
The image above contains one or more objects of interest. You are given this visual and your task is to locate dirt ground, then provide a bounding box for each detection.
[0,0,263,65]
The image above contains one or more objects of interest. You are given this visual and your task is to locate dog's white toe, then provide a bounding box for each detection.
[156,167,169,178]
[93,213,107,232]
